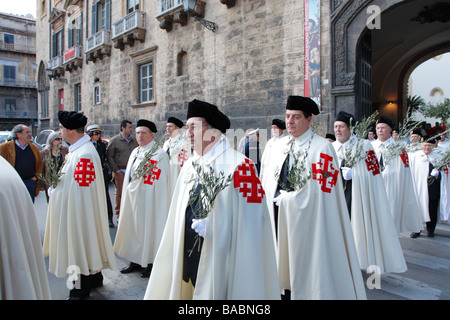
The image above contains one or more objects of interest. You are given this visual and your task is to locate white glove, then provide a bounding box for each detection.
[430,168,439,178]
[47,186,54,198]
[192,217,208,238]
[273,190,288,207]
[341,167,352,180]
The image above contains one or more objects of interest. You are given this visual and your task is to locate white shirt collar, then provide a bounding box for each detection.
[192,135,229,166]
[69,135,91,153]
[14,139,29,150]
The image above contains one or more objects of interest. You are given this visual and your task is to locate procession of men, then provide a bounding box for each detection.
[1,95,449,301]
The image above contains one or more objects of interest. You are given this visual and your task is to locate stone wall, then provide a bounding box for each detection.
[36,0,332,146]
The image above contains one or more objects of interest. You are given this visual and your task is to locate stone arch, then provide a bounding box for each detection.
[331,0,450,125]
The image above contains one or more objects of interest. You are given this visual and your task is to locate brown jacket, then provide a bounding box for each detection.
[106,133,138,172]
[0,139,43,197]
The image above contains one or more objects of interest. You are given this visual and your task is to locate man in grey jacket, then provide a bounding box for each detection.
[107,120,138,220]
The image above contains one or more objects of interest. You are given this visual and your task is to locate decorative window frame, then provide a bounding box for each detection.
[129,46,158,108]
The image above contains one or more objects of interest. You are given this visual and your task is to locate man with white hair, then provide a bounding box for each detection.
[0,124,43,202]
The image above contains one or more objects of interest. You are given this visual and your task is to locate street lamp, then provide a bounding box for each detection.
[183,0,218,32]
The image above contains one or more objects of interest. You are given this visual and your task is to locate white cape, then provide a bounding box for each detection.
[144,137,280,300]
[408,149,443,223]
[372,138,422,233]
[114,141,171,266]
[333,138,407,274]
[163,133,192,193]
[261,129,366,300]
[0,156,51,299]
[440,164,450,222]
[43,137,116,277]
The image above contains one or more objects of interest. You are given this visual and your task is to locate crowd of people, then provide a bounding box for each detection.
[0,96,449,300]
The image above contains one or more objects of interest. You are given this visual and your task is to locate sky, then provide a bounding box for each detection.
[0,0,37,18]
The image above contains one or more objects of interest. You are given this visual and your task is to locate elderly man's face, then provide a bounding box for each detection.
[135,126,154,146]
[17,126,32,144]
[421,141,435,155]
[376,123,392,142]
[334,121,351,143]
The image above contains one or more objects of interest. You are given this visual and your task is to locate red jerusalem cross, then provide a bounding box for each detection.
[399,150,410,168]
[143,160,161,185]
[73,158,96,187]
[233,158,265,203]
[443,165,448,176]
[365,150,380,176]
[312,153,339,193]
[177,149,188,167]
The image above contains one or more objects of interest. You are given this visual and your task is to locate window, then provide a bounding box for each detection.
[93,85,101,105]
[127,0,140,13]
[41,91,49,118]
[5,98,16,111]
[3,34,14,44]
[3,65,16,85]
[52,30,63,57]
[68,15,83,48]
[140,62,153,103]
[92,0,111,33]
[177,50,187,76]
[75,83,82,111]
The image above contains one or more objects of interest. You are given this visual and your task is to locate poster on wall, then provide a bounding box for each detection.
[304,0,320,106]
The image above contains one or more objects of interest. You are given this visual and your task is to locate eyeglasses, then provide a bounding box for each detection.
[90,131,101,135]
[54,138,62,141]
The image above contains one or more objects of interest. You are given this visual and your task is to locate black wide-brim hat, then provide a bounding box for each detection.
[187,99,230,133]
[377,116,393,129]
[58,111,87,129]
[272,119,286,130]
[167,117,184,128]
[335,111,355,127]
[137,119,157,133]
[286,95,319,115]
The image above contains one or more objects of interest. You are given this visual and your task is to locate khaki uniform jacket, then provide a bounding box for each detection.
[106,134,138,172]
[0,140,43,197]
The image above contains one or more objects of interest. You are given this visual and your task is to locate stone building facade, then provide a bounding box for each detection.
[35,0,450,142]
[36,0,332,143]
[0,13,37,133]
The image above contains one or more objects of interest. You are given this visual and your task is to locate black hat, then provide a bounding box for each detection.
[326,133,336,141]
[410,128,422,136]
[167,117,184,128]
[137,119,157,133]
[377,116,393,129]
[58,111,87,129]
[272,119,286,130]
[421,135,439,144]
[335,111,355,127]
[187,99,231,133]
[286,95,319,115]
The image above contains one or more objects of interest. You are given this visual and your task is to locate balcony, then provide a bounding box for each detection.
[0,110,38,119]
[1,78,36,89]
[156,0,206,32]
[48,55,64,79]
[85,29,112,63]
[63,45,83,72]
[112,10,146,50]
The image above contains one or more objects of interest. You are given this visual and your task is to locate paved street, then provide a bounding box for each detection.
[33,183,450,300]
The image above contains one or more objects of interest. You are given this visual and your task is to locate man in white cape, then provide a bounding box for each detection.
[0,155,51,300]
[114,119,170,278]
[260,119,286,178]
[409,136,443,237]
[371,116,422,234]
[332,111,407,274]
[163,116,191,192]
[43,111,116,299]
[260,96,366,300]
[144,99,279,300]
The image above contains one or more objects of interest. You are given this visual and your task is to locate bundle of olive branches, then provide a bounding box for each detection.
[38,144,64,189]
[130,133,168,182]
[428,149,450,185]
[188,162,233,254]
[343,111,379,168]
[276,132,314,192]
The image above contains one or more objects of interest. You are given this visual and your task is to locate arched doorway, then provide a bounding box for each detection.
[331,0,450,125]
